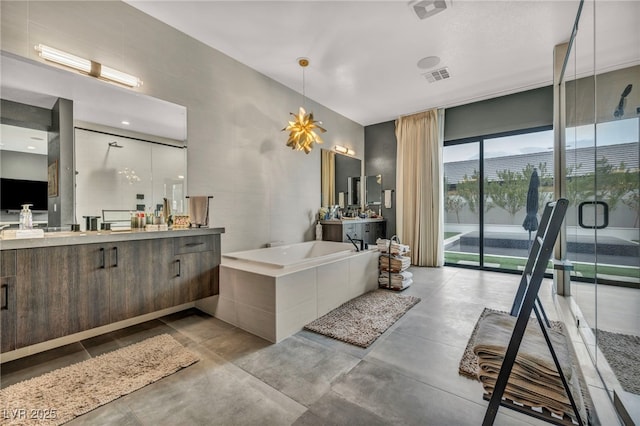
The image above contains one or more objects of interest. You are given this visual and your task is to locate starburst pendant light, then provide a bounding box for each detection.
[283,58,326,154]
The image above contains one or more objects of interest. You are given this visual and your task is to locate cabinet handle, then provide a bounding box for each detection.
[176,259,181,277]
[100,248,106,269]
[185,242,204,247]
[112,247,118,267]
[1,284,8,310]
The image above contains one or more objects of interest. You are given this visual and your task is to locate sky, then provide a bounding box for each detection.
[445,117,639,162]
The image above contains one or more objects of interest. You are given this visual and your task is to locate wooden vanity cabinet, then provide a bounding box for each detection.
[1,250,17,352]
[6,231,222,351]
[322,220,386,245]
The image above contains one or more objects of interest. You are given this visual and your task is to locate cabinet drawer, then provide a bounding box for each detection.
[174,235,214,255]
[1,250,16,277]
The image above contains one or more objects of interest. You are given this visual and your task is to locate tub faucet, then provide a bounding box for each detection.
[347,234,364,252]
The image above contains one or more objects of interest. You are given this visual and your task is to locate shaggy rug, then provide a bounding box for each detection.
[595,328,640,395]
[303,290,421,348]
[0,334,199,425]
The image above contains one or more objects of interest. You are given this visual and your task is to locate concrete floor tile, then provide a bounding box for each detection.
[365,331,483,404]
[234,335,360,406]
[331,360,538,426]
[294,390,388,426]
[121,351,306,426]
[200,326,271,362]
[161,308,236,344]
[66,399,141,426]
[393,307,479,349]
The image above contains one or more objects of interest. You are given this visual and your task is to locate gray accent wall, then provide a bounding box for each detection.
[365,87,555,239]
[444,86,553,141]
[1,1,364,251]
[364,121,396,238]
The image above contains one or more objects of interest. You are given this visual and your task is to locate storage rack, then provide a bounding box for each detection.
[482,199,584,426]
[378,235,411,291]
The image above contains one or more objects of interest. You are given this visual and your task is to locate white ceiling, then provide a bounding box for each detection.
[126,0,639,127]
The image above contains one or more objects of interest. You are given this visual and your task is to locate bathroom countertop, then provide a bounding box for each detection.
[0,227,225,250]
[319,218,385,224]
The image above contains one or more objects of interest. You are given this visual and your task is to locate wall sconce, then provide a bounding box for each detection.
[35,44,143,88]
[334,145,355,156]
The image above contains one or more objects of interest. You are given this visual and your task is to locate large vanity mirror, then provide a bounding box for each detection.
[0,51,187,230]
[320,149,361,208]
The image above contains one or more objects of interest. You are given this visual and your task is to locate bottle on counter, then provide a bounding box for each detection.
[315,222,323,241]
[19,204,33,230]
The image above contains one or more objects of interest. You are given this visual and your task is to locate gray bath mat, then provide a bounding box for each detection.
[595,328,640,395]
[304,290,421,348]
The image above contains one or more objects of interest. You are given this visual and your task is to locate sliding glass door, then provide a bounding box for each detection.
[443,128,553,272]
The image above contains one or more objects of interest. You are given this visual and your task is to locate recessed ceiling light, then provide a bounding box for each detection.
[178,175,184,179]
[27,145,37,150]
[417,56,441,70]
[121,120,130,125]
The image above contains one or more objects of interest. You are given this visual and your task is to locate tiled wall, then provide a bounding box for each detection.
[1,1,364,251]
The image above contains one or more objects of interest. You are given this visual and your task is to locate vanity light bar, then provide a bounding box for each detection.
[34,44,143,88]
[334,145,355,156]
[35,44,92,74]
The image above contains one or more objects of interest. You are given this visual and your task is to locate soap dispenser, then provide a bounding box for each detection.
[19,204,33,230]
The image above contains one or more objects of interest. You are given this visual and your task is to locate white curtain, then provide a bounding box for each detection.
[395,108,444,267]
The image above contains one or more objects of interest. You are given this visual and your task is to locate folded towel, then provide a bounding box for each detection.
[473,311,586,423]
[379,255,410,272]
[189,196,210,227]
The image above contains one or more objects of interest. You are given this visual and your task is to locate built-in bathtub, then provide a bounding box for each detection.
[216,241,380,342]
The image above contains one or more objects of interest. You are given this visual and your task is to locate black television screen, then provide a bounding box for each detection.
[0,178,48,211]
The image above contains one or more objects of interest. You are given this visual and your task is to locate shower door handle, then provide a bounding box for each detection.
[578,201,609,229]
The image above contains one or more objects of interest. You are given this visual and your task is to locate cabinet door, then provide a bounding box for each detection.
[74,244,111,331]
[342,222,362,241]
[171,236,220,303]
[321,224,343,242]
[1,276,16,353]
[16,246,77,347]
[1,251,16,352]
[109,239,172,322]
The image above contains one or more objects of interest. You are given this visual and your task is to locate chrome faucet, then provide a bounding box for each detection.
[347,234,364,252]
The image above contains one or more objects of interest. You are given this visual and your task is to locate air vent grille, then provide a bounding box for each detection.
[423,67,450,83]
[409,0,449,20]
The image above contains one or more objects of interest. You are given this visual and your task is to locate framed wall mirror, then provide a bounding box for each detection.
[365,174,382,206]
[0,51,187,229]
[320,148,361,208]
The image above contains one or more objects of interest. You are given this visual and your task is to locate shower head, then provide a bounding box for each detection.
[614,84,633,118]
[108,141,123,148]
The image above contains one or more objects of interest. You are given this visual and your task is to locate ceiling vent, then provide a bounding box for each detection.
[423,67,451,83]
[408,0,450,20]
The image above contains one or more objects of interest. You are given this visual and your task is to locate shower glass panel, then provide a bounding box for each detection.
[443,141,480,266]
[562,0,640,416]
[75,128,186,228]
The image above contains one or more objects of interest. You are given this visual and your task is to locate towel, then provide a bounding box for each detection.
[338,192,345,208]
[379,255,411,272]
[384,190,393,208]
[188,196,210,227]
[473,311,586,423]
